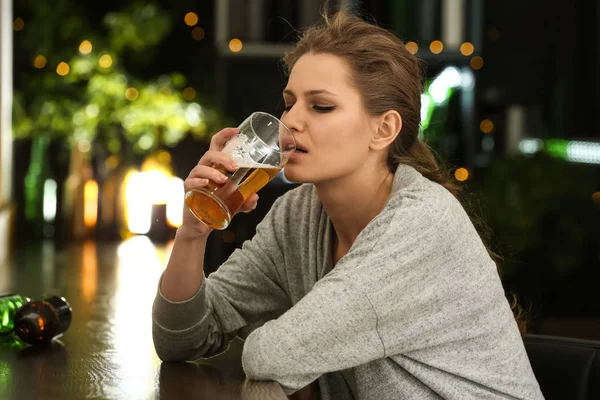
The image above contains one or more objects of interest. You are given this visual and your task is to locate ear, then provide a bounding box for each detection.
[370,110,402,151]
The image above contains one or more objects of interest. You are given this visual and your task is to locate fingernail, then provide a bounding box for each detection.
[219,174,228,180]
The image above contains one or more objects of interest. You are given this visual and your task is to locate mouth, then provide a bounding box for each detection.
[294,143,308,153]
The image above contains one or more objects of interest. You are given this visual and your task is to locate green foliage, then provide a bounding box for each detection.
[13,0,223,154]
[469,154,600,296]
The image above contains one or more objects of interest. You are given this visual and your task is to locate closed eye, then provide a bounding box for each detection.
[283,104,335,113]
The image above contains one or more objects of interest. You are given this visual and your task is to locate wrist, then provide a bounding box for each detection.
[175,224,210,242]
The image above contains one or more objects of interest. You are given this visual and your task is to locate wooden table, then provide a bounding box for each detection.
[0,238,288,399]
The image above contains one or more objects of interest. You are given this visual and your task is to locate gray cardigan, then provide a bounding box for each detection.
[152,164,544,399]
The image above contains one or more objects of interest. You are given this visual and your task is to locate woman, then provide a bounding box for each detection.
[153,11,544,400]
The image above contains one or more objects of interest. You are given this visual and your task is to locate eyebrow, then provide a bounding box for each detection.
[282,89,338,98]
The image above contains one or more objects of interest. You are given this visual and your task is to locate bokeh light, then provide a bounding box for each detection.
[184,12,199,26]
[13,18,24,31]
[79,40,93,55]
[454,168,469,182]
[480,119,494,134]
[430,40,444,54]
[405,41,419,55]
[470,56,484,70]
[592,192,600,204]
[125,88,139,101]
[99,54,113,68]
[460,42,474,56]
[33,55,47,69]
[183,87,196,101]
[56,62,70,76]
[229,38,243,53]
[191,27,205,41]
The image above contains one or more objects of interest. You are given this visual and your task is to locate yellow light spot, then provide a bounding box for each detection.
[99,54,113,68]
[480,119,494,134]
[460,42,474,56]
[183,87,196,101]
[470,56,484,70]
[487,27,500,41]
[405,41,419,55]
[84,180,99,229]
[430,40,443,54]
[56,62,70,76]
[13,18,24,32]
[184,12,199,26]
[125,87,139,101]
[191,27,205,41]
[33,55,47,69]
[454,168,469,182]
[159,87,172,96]
[79,40,93,55]
[592,192,600,204]
[229,38,243,53]
[157,150,172,165]
[37,317,45,331]
[105,155,120,170]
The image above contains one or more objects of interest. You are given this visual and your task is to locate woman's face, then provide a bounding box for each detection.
[281,53,378,184]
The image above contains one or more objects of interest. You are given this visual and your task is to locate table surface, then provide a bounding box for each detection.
[0,238,289,400]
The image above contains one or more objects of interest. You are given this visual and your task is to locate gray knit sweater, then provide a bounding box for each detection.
[152,164,544,399]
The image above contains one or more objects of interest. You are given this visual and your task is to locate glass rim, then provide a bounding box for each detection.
[247,111,296,155]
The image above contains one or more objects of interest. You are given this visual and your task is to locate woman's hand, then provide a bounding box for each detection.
[179,127,260,239]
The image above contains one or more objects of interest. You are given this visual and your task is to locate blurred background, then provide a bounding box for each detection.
[1,0,599,339]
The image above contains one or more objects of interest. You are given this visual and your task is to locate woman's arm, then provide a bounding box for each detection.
[152,195,293,362]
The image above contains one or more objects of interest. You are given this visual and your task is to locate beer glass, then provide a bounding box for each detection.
[185,112,295,230]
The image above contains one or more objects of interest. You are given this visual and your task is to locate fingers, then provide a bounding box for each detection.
[239,193,259,214]
[197,150,238,171]
[209,127,239,151]
[185,165,229,191]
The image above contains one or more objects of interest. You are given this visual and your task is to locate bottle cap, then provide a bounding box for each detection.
[45,296,72,335]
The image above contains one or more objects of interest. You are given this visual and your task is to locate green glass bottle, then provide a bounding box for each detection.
[0,294,31,339]
[14,295,72,345]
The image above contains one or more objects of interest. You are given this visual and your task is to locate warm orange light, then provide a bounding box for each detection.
[81,241,98,302]
[56,62,70,76]
[470,56,484,70]
[79,40,93,55]
[430,40,444,54]
[183,87,196,100]
[84,180,99,228]
[405,41,419,55]
[99,54,113,68]
[13,18,24,31]
[37,317,45,331]
[184,12,199,26]
[454,168,469,182]
[191,27,205,41]
[480,119,494,134]
[460,42,474,56]
[229,38,243,53]
[33,55,47,69]
[592,192,600,203]
[125,87,139,101]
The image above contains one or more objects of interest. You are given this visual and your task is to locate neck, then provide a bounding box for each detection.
[315,162,394,251]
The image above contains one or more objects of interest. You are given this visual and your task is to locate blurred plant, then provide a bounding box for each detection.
[469,153,600,313]
[13,0,224,154]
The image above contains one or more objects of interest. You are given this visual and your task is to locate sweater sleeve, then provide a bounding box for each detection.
[152,197,292,362]
[241,273,385,395]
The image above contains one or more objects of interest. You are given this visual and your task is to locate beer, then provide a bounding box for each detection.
[185,164,281,230]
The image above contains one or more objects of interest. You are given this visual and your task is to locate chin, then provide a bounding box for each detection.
[282,167,310,184]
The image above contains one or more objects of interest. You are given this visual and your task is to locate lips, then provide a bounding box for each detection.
[294,142,308,153]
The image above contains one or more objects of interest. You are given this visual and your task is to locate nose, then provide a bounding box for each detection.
[280,106,303,134]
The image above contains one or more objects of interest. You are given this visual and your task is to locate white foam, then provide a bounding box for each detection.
[223,134,279,168]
